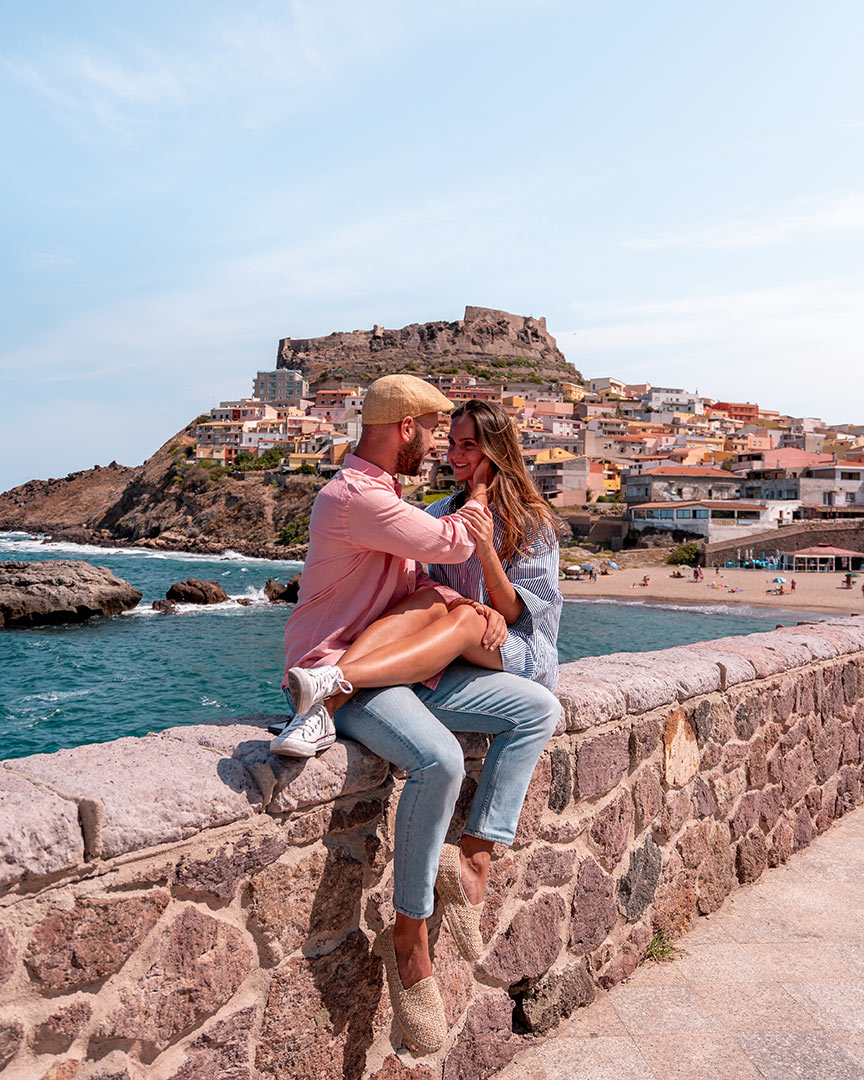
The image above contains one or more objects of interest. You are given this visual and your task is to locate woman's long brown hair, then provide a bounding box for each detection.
[450,399,559,561]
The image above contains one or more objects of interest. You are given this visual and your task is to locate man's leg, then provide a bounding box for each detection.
[415,662,561,901]
[333,685,466,987]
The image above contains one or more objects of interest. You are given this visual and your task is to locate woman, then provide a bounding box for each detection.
[274,399,562,1053]
[275,399,562,743]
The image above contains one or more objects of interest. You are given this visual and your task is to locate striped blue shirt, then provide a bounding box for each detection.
[424,494,562,691]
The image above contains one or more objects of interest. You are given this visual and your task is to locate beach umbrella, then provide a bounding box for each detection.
[581,563,597,571]
[773,576,786,583]
[849,572,860,578]
[607,560,620,570]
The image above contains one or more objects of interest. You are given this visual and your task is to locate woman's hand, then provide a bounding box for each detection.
[470,457,495,493]
[446,597,507,649]
[458,504,495,562]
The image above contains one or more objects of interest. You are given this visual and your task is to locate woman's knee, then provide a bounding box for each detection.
[447,603,486,641]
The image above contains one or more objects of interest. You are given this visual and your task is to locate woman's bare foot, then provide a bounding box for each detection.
[393,913,433,988]
[459,835,494,906]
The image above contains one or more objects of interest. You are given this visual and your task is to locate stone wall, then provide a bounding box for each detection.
[2,620,864,1080]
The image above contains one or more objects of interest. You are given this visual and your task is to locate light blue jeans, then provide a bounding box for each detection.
[332,662,561,920]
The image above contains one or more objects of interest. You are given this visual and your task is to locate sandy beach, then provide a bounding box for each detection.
[560,567,864,617]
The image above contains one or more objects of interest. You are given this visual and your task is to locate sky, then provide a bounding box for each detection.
[1,0,863,492]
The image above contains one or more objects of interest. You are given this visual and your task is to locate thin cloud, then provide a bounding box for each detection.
[622,194,864,250]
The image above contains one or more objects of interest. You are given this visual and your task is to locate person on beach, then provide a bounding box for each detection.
[273,377,561,1053]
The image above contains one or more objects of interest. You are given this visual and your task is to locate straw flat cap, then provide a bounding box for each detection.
[361,374,455,425]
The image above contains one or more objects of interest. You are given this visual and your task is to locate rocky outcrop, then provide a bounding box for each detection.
[166,579,229,605]
[264,576,301,603]
[0,427,320,559]
[0,561,141,628]
[278,305,581,387]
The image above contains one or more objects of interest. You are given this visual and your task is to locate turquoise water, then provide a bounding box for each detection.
[1,531,823,761]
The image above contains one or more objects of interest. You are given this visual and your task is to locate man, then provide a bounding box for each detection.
[274,374,560,1053]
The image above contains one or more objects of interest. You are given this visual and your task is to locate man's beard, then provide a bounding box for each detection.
[395,429,426,477]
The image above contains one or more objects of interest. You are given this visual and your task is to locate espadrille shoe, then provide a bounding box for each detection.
[435,843,484,963]
[380,927,447,1054]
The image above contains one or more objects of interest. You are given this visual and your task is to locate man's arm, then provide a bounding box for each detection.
[348,486,477,564]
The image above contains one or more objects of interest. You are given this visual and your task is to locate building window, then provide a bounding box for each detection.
[823,492,834,506]
[694,509,709,519]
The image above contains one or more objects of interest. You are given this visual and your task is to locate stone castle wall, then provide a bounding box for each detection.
[703,519,864,565]
[2,620,864,1079]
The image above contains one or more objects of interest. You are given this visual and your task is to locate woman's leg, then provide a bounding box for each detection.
[338,603,501,690]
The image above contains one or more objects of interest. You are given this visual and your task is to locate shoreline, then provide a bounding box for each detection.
[560,567,864,618]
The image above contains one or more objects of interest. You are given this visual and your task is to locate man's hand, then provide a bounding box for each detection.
[458,504,495,562]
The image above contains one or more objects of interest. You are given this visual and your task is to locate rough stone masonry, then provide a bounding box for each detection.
[1,619,864,1080]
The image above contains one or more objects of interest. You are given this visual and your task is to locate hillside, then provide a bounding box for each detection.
[278,305,581,387]
[0,428,318,558]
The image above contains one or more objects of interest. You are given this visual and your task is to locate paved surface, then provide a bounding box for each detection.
[500,804,864,1080]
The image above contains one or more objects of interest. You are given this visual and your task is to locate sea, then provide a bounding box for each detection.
[0,531,829,761]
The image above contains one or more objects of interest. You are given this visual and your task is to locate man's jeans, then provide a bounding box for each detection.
[333,662,561,920]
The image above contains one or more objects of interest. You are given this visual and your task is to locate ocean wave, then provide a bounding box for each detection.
[562,597,832,621]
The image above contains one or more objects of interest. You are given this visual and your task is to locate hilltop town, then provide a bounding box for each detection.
[191,326,864,561]
[2,306,863,562]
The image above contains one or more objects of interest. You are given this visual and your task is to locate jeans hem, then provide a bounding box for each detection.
[393,902,435,921]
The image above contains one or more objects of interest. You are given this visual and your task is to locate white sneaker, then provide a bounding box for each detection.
[286,664,353,715]
[269,703,336,757]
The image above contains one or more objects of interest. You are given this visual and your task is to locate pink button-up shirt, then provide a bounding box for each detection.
[282,454,474,685]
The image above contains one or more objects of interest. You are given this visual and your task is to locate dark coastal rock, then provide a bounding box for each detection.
[152,598,176,615]
[166,578,228,604]
[0,560,141,628]
[264,574,301,603]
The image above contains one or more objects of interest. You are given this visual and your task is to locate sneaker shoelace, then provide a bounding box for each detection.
[308,666,353,699]
[289,703,331,739]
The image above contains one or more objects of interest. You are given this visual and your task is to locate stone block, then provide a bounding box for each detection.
[841,722,861,765]
[443,992,520,1080]
[730,791,762,840]
[696,637,788,679]
[700,740,722,770]
[256,930,382,1080]
[0,1022,23,1070]
[0,769,84,887]
[634,650,723,701]
[0,929,15,990]
[689,699,713,745]
[173,832,288,900]
[843,661,862,705]
[597,922,652,990]
[25,891,170,990]
[652,870,698,938]
[630,713,662,766]
[511,959,595,1035]
[677,821,713,869]
[813,717,843,783]
[617,836,662,921]
[721,740,750,773]
[575,730,629,798]
[432,928,474,1027]
[38,1062,81,1080]
[249,846,363,961]
[97,907,254,1053]
[736,831,768,884]
[632,765,663,833]
[710,768,746,818]
[256,738,390,815]
[35,1000,93,1052]
[522,847,577,896]
[746,733,769,789]
[793,805,815,851]
[836,764,863,814]
[368,1061,436,1080]
[767,815,794,867]
[653,787,692,843]
[742,632,815,669]
[167,1006,255,1080]
[478,892,566,984]
[781,741,817,806]
[585,658,679,714]
[547,745,572,812]
[588,790,634,869]
[773,678,797,724]
[691,775,717,818]
[780,627,841,660]
[569,858,617,956]
[681,645,757,689]
[696,825,735,914]
[555,668,627,731]
[663,709,699,787]
[9,736,262,860]
[759,785,784,831]
[513,754,552,848]
[480,852,520,942]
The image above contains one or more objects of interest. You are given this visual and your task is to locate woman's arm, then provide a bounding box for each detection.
[457,504,524,624]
